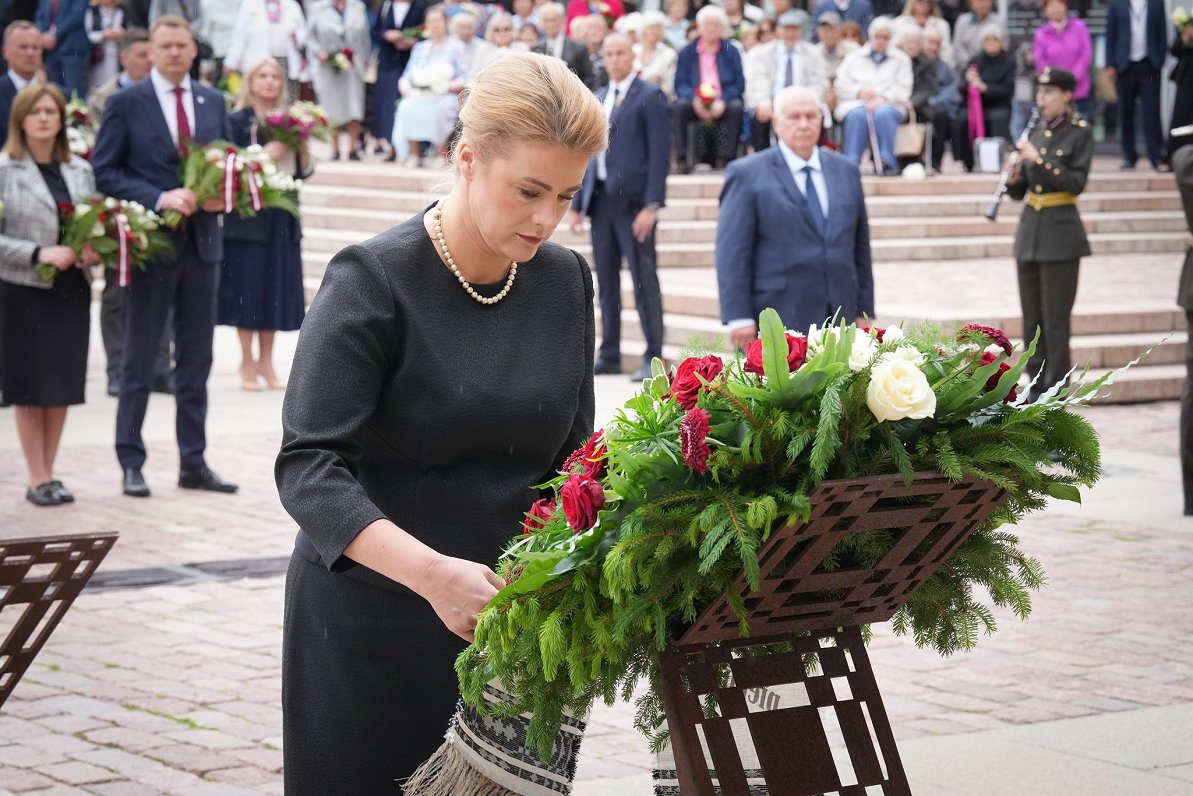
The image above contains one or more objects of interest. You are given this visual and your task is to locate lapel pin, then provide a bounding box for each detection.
[197,95,205,105]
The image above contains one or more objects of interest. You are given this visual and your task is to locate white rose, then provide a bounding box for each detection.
[90,222,105,237]
[115,213,129,226]
[245,144,264,155]
[75,203,91,215]
[880,346,926,367]
[205,147,223,162]
[867,358,936,422]
[263,162,277,176]
[883,325,905,343]
[848,334,880,372]
[104,197,118,209]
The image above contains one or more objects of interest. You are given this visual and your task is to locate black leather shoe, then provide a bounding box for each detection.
[593,359,622,375]
[179,466,238,493]
[1119,160,1136,170]
[49,480,74,502]
[151,377,174,395]
[629,364,654,381]
[26,482,63,506]
[123,468,150,497]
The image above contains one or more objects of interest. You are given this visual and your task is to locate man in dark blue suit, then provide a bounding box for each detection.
[91,15,237,497]
[34,0,89,97]
[568,33,670,381]
[0,21,45,148]
[1105,0,1169,170]
[716,85,873,347]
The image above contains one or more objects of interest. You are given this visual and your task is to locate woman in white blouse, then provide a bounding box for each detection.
[635,11,677,98]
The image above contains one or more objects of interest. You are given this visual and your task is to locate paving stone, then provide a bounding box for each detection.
[0,770,57,793]
[31,762,115,786]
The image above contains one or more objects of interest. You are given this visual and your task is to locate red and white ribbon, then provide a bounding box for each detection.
[246,163,263,212]
[223,151,239,212]
[115,214,131,287]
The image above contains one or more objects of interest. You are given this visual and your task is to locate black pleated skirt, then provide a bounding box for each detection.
[282,552,469,795]
[0,269,90,407]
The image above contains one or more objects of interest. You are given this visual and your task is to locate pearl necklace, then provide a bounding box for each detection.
[432,199,518,305]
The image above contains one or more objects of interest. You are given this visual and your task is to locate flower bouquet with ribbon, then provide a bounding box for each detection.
[65,93,96,160]
[328,47,355,73]
[37,197,172,285]
[262,101,332,150]
[405,308,1147,795]
[162,141,300,228]
[408,61,456,97]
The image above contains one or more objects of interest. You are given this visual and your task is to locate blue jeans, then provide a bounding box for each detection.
[842,104,906,173]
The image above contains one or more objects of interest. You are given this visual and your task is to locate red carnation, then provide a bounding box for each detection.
[959,324,1013,357]
[744,333,809,378]
[679,408,712,473]
[561,472,604,531]
[978,351,1018,403]
[562,430,606,478]
[523,497,556,535]
[342,48,354,63]
[667,355,724,410]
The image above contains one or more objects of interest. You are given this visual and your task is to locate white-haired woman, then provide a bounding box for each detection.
[833,16,912,174]
[391,6,460,167]
[952,23,1013,170]
[473,12,518,72]
[636,11,677,97]
[672,5,745,170]
[894,0,954,68]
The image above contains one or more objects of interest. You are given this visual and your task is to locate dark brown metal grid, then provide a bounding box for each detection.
[658,627,909,796]
[0,533,118,707]
[679,473,1007,646]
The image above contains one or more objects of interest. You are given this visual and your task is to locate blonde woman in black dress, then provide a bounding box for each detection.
[276,52,607,794]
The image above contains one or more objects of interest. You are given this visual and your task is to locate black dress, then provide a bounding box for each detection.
[1170,32,1193,159]
[0,163,89,407]
[275,210,595,794]
[217,109,306,332]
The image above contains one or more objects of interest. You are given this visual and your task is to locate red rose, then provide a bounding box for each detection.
[859,325,885,342]
[523,497,556,535]
[679,408,712,473]
[342,48,354,63]
[959,324,1013,357]
[978,351,1018,403]
[561,430,606,478]
[743,333,809,378]
[561,472,604,532]
[667,355,724,410]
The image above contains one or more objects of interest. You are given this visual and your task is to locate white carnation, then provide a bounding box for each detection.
[883,325,906,343]
[880,346,926,367]
[867,358,936,422]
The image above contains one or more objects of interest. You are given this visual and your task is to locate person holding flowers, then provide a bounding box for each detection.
[391,5,459,167]
[274,52,606,793]
[218,57,308,391]
[307,0,370,160]
[0,84,100,506]
[672,5,745,172]
[369,0,426,162]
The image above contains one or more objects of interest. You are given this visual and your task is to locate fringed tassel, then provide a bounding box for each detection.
[402,738,522,796]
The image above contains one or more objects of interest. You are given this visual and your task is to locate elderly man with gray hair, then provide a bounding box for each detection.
[833,15,912,174]
[672,5,745,171]
[533,1,596,89]
[745,9,829,151]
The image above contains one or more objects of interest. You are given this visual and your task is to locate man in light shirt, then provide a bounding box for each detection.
[0,21,45,147]
[1104,0,1169,170]
[716,85,873,346]
[744,10,828,152]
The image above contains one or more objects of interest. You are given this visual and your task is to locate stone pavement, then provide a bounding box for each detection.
[1,280,1191,794]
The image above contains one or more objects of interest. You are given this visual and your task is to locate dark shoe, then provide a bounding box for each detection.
[593,359,622,376]
[373,144,385,155]
[382,149,396,162]
[1119,160,1136,170]
[331,151,341,161]
[179,465,238,493]
[629,364,654,381]
[49,480,74,502]
[348,151,361,161]
[123,467,150,497]
[26,482,63,506]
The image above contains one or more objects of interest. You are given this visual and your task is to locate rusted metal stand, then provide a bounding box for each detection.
[0,533,118,707]
[657,473,1007,796]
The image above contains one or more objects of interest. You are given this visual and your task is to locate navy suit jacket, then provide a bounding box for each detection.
[35,0,91,54]
[675,39,744,102]
[1105,0,1167,72]
[92,78,227,264]
[573,78,670,216]
[0,75,15,148]
[715,146,873,332]
[372,0,425,74]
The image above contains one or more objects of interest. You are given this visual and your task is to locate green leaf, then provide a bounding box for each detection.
[1044,482,1082,504]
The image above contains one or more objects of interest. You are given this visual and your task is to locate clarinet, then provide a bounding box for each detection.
[985,109,1041,222]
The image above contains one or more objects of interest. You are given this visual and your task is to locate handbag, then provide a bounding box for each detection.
[895,108,927,158]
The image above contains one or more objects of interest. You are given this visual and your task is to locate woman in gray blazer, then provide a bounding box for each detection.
[0,84,100,506]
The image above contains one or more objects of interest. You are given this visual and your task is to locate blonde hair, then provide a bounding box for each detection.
[235,57,285,112]
[455,52,607,165]
[4,84,71,163]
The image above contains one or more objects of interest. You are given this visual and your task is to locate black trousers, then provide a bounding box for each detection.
[1117,59,1165,167]
[1183,309,1193,512]
[100,277,174,393]
[283,553,467,795]
[951,104,1011,170]
[590,183,665,366]
[1016,258,1080,398]
[115,239,217,470]
[672,99,744,162]
[750,116,773,152]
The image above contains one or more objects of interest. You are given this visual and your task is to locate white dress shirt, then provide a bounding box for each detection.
[596,75,635,181]
[1128,0,1147,62]
[7,70,35,91]
[726,143,828,333]
[546,32,567,60]
[150,67,196,149]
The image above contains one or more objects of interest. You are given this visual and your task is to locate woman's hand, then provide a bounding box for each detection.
[384,28,402,42]
[1182,25,1193,46]
[1017,139,1040,163]
[318,50,329,63]
[40,245,76,271]
[264,141,287,160]
[420,554,504,642]
[80,242,102,267]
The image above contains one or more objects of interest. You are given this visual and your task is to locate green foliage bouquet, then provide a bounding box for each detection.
[458,310,1125,761]
[162,141,300,228]
[37,197,172,285]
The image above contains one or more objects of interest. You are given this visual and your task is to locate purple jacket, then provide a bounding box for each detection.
[1033,16,1093,99]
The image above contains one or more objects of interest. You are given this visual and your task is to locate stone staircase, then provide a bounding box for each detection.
[299,160,1187,403]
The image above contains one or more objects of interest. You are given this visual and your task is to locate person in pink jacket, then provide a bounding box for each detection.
[566,0,624,35]
[1033,0,1092,115]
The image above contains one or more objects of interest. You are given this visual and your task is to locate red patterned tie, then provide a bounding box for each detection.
[172,86,191,154]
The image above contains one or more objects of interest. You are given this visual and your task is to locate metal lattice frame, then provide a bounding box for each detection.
[0,533,118,707]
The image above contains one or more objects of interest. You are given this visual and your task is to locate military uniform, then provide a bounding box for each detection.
[1006,67,1093,399]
